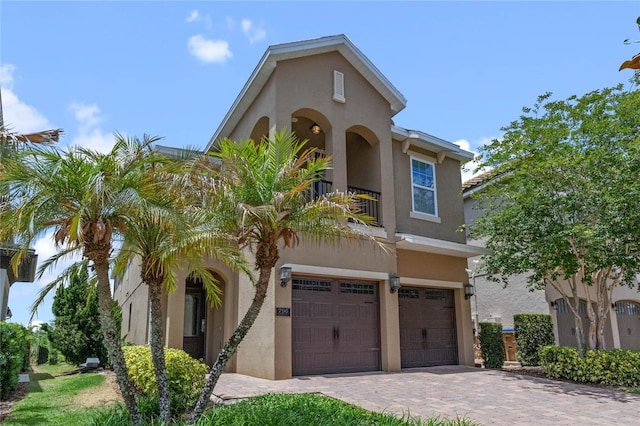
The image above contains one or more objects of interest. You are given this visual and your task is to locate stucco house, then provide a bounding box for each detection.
[114,34,485,379]
[463,173,640,350]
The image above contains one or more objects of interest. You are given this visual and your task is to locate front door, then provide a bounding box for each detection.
[183,283,206,360]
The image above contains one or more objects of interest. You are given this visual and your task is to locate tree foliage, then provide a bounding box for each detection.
[471,84,640,351]
[47,264,108,366]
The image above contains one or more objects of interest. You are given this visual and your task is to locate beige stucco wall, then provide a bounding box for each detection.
[393,142,466,244]
[397,249,468,283]
[114,257,150,345]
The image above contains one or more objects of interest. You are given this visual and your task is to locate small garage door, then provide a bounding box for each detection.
[399,287,457,368]
[292,277,381,376]
[615,301,640,350]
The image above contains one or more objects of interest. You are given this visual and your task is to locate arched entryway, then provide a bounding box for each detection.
[183,271,226,362]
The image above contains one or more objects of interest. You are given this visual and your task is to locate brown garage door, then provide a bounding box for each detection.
[292,277,381,376]
[399,287,458,368]
[616,301,640,350]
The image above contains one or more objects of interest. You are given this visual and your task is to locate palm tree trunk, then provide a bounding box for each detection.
[148,283,171,423]
[94,259,141,424]
[189,265,271,422]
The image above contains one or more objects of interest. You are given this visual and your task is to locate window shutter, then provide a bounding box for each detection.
[333,70,345,103]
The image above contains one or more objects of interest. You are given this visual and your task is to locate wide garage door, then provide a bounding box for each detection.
[292,277,381,376]
[615,301,640,350]
[399,287,458,368]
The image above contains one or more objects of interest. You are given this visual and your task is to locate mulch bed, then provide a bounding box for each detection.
[0,382,30,422]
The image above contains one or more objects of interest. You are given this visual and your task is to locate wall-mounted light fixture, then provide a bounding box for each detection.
[280,266,292,287]
[389,272,401,293]
[310,123,322,134]
[550,300,557,309]
[464,283,475,300]
[611,302,618,310]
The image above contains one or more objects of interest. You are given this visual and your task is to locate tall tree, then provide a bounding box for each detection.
[0,135,170,424]
[113,148,249,423]
[189,130,384,422]
[470,85,640,351]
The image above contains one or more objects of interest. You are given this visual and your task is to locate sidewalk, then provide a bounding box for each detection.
[213,366,640,425]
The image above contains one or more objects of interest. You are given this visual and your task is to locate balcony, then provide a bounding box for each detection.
[310,180,381,226]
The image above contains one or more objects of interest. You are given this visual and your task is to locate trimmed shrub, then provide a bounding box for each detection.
[513,314,554,366]
[122,345,208,409]
[539,346,640,387]
[0,322,30,400]
[479,322,505,368]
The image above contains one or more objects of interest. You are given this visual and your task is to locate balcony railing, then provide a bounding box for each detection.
[309,179,381,226]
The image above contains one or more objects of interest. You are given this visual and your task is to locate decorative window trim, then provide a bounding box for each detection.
[410,156,439,218]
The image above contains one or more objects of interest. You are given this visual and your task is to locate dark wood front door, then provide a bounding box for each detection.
[399,287,458,368]
[183,283,206,360]
[292,277,381,376]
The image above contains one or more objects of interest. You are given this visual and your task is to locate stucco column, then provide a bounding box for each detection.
[379,279,401,372]
[327,127,347,191]
[165,270,187,349]
[609,305,621,349]
[455,288,475,366]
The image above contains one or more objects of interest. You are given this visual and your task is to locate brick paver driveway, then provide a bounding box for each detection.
[213,366,640,425]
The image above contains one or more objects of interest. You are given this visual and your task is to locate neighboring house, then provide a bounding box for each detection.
[462,174,550,331]
[115,34,485,379]
[0,247,37,321]
[463,174,640,350]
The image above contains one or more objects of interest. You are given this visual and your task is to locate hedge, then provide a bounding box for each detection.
[122,345,208,410]
[479,322,505,368]
[539,346,640,387]
[0,322,30,400]
[513,314,554,366]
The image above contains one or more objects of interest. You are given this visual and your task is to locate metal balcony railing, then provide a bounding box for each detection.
[308,179,381,226]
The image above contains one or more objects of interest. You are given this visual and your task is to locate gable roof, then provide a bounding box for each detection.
[206,34,407,152]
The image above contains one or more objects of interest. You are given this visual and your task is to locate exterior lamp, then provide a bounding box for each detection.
[389,273,401,293]
[310,123,321,134]
[6,306,12,320]
[280,266,292,287]
[464,283,475,300]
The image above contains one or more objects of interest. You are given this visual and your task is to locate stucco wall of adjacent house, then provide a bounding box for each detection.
[471,270,549,329]
[393,142,467,244]
[114,257,150,345]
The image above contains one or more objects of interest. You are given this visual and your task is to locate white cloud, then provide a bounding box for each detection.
[69,102,101,132]
[454,137,490,183]
[188,35,232,63]
[1,88,52,134]
[241,19,266,44]
[0,64,16,89]
[68,101,115,152]
[186,9,199,23]
[186,9,212,29]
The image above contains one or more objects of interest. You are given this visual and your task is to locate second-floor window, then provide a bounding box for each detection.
[411,157,437,216]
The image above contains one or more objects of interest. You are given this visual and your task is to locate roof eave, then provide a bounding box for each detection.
[391,125,474,162]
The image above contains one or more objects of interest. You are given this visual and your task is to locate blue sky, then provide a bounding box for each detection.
[2,1,638,326]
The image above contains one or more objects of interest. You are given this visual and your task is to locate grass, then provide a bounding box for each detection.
[198,393,479,426]
[3,363,111,426]
[89,393,480,426]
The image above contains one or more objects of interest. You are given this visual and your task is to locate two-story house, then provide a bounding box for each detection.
[115,35,485,379]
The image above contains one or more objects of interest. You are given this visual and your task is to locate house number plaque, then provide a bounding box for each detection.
[275,307,291,317]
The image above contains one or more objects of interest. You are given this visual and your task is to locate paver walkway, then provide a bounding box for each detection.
[213,366,640,425]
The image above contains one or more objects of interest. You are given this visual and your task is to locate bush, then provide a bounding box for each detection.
[513,314,554,366]
[0,322,30,400]
[122,345,208,410]
[48,348,59,365]
[539,346,640,387]
[479,322,505,368]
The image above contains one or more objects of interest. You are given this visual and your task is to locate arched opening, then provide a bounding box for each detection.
[346,125,381,225]
[554,298,614,348]
[249,116,270,143]
[183,271,225,362]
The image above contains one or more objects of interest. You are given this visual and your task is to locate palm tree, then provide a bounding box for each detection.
[0,134,169,424]
[189,129,384,421]
[113,153,249,422]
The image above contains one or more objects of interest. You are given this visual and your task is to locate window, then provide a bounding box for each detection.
[411,157,437,216]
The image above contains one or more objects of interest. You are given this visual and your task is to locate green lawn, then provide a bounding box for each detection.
[3,364,109,426]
